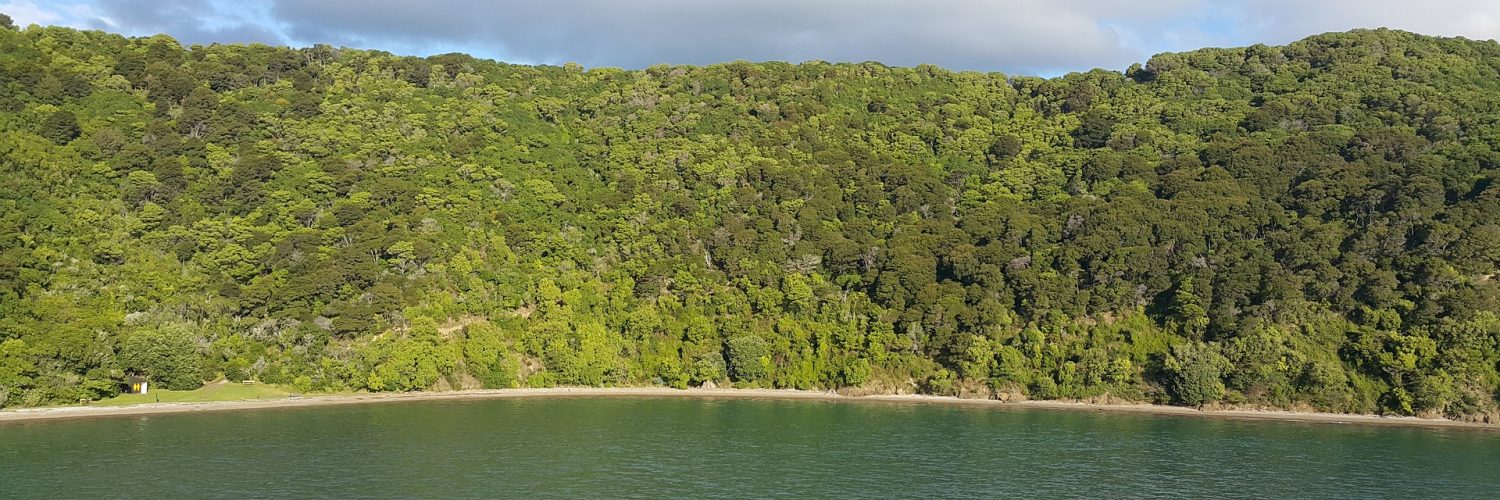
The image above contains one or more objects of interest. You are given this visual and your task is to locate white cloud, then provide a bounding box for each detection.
[1237,0,1500,43]
[0,0,107,28]
[3,0,63,26]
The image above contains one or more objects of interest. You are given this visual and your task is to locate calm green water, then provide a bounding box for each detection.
[2,397,1497,498]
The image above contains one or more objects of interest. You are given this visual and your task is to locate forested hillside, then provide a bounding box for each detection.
[1,20,1497,419]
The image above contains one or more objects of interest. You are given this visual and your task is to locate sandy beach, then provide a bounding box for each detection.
[1,387,1493,430]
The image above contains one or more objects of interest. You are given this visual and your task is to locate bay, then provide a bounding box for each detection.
[2,397,1496,498]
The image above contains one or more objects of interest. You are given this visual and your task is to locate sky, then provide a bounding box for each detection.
[4,0,1500,76]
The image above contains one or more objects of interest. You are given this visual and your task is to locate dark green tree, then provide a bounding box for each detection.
[118,325,204,390]
[727,335,770,382]
[1165,343,1228,407]
[40,110,80,144]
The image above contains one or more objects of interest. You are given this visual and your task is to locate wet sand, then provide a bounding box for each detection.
[1,387,1492,430]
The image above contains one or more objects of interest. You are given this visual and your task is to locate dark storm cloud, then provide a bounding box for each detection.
[267,0,1200,73]
[27,0,1500,75]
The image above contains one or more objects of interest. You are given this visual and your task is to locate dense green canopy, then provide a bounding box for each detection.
[1,24,1497,420]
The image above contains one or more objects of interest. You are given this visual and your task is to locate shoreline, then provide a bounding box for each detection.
[0,387,1493,430]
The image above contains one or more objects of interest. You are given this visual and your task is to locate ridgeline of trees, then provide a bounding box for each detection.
[0,22,1497,420]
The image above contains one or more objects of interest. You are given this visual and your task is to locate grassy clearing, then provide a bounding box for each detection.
[95,381,293,406]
